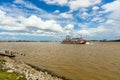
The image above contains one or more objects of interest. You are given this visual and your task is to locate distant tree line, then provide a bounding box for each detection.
[0,40,56,42]
[0,39,120,42]
[100,39,120,42]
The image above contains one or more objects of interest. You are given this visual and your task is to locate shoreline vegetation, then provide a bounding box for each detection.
[0,51,71,80]
[0,39,120,42]
[0,56,26,80]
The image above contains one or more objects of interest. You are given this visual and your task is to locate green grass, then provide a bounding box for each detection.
[0,71,26,80]
[0,56,26,80]
[0,56,5,70]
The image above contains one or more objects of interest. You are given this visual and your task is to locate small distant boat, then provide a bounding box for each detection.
[62,36,87,44]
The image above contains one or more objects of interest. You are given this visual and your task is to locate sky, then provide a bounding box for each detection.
[0,0,120,41]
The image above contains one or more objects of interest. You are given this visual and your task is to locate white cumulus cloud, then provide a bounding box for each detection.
[43,0,101,11]
[102,0,120,19]
[43,0,68,5]
[0,9,75,37]
[60,13,73,18]
[92,6,99,11]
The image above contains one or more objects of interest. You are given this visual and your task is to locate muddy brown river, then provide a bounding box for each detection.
[0,42,120,80]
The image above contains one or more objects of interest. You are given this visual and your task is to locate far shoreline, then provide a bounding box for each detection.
[0,39,120,43]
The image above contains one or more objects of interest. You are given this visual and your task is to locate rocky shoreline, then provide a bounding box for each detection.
[1,56,71,80]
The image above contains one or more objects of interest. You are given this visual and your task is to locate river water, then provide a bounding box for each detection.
[0,42,120,80]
